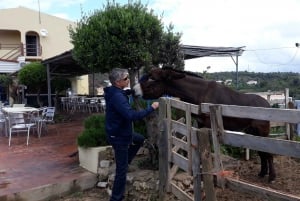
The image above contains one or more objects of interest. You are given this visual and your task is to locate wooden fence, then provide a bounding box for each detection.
[158,97,300,201]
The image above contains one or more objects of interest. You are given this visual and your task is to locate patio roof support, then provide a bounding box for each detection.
[230,54,239,89]
[46,63,52,106]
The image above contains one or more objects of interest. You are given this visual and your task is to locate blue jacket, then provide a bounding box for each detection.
[104,86,154,145]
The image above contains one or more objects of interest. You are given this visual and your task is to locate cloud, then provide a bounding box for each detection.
[1,0,299,72]
[150,0,300,72]
[0,0,86,14]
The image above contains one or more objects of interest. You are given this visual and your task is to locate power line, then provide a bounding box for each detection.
[245,46,299,66]
[245,46,295,51]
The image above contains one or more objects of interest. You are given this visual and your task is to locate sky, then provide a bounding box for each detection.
[1,0,300,73]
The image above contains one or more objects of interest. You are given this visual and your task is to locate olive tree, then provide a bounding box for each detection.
[0,74,12,103]
[18,62,47,106]
[158,24,184,70]
[51,77,71,108]
[0,74,12,86]
[69,1,184,86]
[69,1,184,166]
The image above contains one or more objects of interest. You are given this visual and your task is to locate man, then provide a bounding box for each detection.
[104,68,159,201]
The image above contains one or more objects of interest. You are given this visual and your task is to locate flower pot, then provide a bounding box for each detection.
[78,146,111,174]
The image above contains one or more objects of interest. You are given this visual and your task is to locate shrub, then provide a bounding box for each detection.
[77,114,107,148]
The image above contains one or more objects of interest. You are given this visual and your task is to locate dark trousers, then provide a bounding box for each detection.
[110,132,145,201]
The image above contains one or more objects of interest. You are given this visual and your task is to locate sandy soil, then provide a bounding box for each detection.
[57,153,300,201]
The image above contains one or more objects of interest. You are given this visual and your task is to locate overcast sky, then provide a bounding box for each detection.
[1,0,299,73]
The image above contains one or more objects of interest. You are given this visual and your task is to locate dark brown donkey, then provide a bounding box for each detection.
[133,67,275,182]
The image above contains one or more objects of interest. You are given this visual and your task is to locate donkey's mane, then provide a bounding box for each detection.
[162,67,203,79]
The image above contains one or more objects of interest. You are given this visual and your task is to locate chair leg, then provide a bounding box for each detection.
[26,128,30,146]
[37,121,41,138]
[5,122,8,137]
[8,129,11,146]
[38,122,46,137]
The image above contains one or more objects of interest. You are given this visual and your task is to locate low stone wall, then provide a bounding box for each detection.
[96,147,163,200]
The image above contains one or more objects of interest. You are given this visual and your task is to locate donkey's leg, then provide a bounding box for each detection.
[258,151,268,178]
[267,153,276,182]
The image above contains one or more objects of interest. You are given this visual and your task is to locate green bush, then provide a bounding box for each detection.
[77,114,107,148]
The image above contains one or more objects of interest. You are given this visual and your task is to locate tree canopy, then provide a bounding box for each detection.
[0,74,12,87]
[18,62,47,106]
[18,62,47,91]
[158,24,184,70]
[69,0,184,75]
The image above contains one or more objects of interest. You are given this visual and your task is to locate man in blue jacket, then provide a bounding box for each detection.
[104,68,159,201]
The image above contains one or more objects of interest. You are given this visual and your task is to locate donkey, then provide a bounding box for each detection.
[133,67,275,182]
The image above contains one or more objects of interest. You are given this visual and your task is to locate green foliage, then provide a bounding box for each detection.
[131,98,149,137]
[270,126,285,134]
[221,145,243,158]
[133,119,147,137]
[70,1,163,73]
[0,74,12,86]
[51,77,71,94]
[17,62,47,106]
[69,1,183,75]
[18,62,47,91]
[157,24,184,70]
[77,114,107,148]
[207,71,300,99]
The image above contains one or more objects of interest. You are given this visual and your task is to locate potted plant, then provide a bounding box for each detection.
[77,114,111,174]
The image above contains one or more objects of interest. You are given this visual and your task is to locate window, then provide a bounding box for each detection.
[25,34,39,56]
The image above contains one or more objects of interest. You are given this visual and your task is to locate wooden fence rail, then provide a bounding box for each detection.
[158,97,300,201]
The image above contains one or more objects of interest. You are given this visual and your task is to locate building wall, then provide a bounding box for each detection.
[0,30,21,43]
[88,73,109,96]
[0,6,91,100]
[0,6,75,59]
[70,75,89,95]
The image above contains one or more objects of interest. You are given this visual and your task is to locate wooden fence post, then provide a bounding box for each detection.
[198,128,217,201]
[285,88,291,140]
[186,103,192,175]
[191,128,202,201]
[209,105,225,188]
[158,98,169,200]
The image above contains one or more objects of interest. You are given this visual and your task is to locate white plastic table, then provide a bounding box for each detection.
[2,107,39,114]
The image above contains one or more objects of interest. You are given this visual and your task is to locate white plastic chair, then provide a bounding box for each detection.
[30,107,47,137]
[37,107,57,137]
[0,112,8,137]
[7,112,36,146]
[88,98,100,113]
[99,98,106,113]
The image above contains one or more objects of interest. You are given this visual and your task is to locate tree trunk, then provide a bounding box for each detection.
[36,88,42,107]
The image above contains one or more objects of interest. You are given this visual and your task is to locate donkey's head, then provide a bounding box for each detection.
[133,68,185,99]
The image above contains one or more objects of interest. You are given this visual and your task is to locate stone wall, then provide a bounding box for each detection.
[95,146,167,200]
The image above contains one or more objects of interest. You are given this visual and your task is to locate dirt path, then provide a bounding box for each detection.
[57,153,300,201]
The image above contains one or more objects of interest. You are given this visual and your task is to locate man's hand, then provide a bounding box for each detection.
[151,102,159,110]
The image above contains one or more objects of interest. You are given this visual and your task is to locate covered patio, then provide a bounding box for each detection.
[42,45,245,106]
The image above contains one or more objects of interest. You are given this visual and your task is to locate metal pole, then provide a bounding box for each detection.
[92,71,95,97]
[230,55,239,89]
[236,54,238,89]
[46,64,52,106]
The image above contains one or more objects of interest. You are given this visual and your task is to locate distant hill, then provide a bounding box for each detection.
[202,71,300,99]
